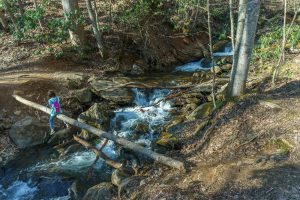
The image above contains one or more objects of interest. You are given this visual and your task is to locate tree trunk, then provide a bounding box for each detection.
[84,0,106,57]
[0,11,8,30]
[33,0,44,29]
[207,0,216,108]
[272,0,287,85]
[12,95,185,171]
[229,0,235,51]
[61,0,86,46]
[17,0,25,15]
[2,0,18,31]
[227,0,261,97]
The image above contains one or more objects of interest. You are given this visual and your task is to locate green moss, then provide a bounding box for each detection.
[271,138,292,154]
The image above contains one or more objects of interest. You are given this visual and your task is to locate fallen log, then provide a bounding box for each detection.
[73,135,123,169]
[12,95,185,171]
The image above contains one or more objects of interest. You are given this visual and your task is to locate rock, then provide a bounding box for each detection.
[133,122,149,134]
[166,118,184,133]
[192,120,209,136]
[118,176,144,198]
[47,128,74,145]
[221,63,232,71]
[78,103,112,140]
[9,116,49,148]
[269,153,289,162]
[74,88,92,103]
[255,155,269,163]
[54,72,85,89]
[0,167,4,177]
[68,180,88,200]
[213,40,230,52]
[126,63,145,76]
[187,102,214,121]
[83,182,116,200]
[111,170,130,187]
[210,66,222,74]
[0,123,5,131]
[156,132,179,149]
[90,79,133,104]
[60,144,84,157]
[185,97,201,104]
[258,100,282,109]
[142,32,209,67]
[184,103,198,111]
[14,110,21,116]
[293,55,300,64]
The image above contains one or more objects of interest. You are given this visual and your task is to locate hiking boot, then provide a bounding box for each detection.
[66,124,71,129]
[50,129,55,135]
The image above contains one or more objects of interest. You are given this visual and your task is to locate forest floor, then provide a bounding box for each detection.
[125,56,300,199]
[1,31,300,199]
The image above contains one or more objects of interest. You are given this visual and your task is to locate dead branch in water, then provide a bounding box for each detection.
[74,135,123,169]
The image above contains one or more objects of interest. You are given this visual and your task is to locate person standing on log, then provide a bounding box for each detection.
[48,90,70,134]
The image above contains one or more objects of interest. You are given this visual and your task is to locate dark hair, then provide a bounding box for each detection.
[48,90,56,98]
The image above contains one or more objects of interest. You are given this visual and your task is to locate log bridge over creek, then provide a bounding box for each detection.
[12,95,185,171]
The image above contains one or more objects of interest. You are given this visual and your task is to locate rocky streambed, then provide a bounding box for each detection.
[0,44,233,200]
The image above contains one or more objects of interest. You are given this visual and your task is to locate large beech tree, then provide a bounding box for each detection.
[227,0,261,97]
[61,0,86,47]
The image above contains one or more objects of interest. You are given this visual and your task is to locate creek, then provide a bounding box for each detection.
[0,44,232,200]
[0,88,172,200]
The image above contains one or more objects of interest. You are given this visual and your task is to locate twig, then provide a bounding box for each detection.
[234,135,258,150]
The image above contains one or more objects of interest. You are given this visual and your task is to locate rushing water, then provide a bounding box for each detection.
[175,43,233,72]
[0,88,172,200]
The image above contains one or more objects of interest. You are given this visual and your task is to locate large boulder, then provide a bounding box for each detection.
[90,79,133,105]
[83,182,116,200]
[68,180,89,200]
[54,72,86,89]
[140,31,210,68]
[156,132,179,149]
[78,103,112,140]
[74,88,92,103]
[111,169,130,187]
[186,102,214,121]
[9,116,49,148]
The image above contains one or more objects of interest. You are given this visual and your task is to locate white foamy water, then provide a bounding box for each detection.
[111,89,172,145]
[1,88,173,200]
[24,88,171,175]
[175,43,233,72]
[213,43,233,57]
[175,58,212,72]
[0,180,38,200]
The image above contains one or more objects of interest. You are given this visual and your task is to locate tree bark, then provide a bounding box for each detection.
[2,0,18,31]
[272,0,287,85]
[33,0,44,29]
[227,0,261,97]
[61,0,86,47]
[84,0,106,57]
[229,0,235,51]
[17,0,25,15]
[12,95,185,171]
[207,0,216,108]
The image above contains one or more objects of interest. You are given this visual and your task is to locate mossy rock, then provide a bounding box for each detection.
[156,132,179,149]
[192,120,209,136]
[187,102,214,120]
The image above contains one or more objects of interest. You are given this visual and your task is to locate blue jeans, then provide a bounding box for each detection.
[49,114,68,130]
[49,114,56,130]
